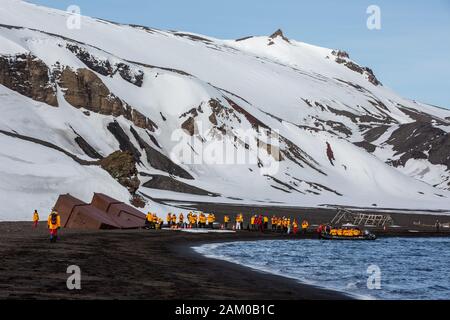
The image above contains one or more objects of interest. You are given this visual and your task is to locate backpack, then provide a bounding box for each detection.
[51,213,58,225]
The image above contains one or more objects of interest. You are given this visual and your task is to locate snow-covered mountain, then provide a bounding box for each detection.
[1,0,449,220]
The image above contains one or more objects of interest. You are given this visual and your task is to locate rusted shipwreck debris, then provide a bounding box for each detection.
[54,193,146,230]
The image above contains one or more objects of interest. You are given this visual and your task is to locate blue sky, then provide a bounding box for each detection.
[28,0,450,109]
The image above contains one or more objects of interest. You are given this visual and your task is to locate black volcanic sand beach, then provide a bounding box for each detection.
[1,203,449,300]
[0,222,349,300]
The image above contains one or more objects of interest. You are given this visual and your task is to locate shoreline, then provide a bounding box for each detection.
[0,222,349,300]
[1,221,449,300]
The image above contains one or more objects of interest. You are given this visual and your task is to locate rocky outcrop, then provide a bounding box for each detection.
[0,54,57,106]
[387,121,450,169]
[66,44,144,87]
[58,67,157,131]
[269,29,290,43]
[332,51,381,86]
[100,151,140,194]
[129,126,194,180]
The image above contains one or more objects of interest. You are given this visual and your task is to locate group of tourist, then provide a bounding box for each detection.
[144,212,309,234]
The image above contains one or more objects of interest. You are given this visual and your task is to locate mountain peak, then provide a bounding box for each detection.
[269,29,290,43]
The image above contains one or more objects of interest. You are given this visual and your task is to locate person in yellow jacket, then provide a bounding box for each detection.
[250,215,256,231]
[171,213,177,228]
[301,220,309,234]
[156,217,163,230]
[167,213,172,227]
[224,215,230,229]
[200,213,207,228]
[179,213,184,228]
[263,216,269,230]
[277,217,283,233]
[207,213,215,229]
[235,213,243,230]
[271,216,277,231]
[48,210,61,243]
[145,212,154,229]
[33,210,39,228]
[192,213,198,228]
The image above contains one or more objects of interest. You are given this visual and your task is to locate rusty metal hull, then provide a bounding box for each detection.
[53,193,145,230]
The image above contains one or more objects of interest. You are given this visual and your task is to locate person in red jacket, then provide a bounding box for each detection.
[326,142,336,166]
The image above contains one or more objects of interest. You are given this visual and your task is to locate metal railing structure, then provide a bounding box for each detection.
[330,208,394,227]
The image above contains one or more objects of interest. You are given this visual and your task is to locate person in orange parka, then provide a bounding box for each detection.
[32,210,39,228]
[326,142,336,166]
[47,210,61,243]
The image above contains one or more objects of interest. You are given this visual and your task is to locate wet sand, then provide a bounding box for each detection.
[0,222,349,300]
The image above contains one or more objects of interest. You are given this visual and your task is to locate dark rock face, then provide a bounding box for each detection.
[129,126,194,180]
[387,121,450,169]
[142,174,218,196]
[66,44,144,87]
[66,44,113,76]
[269,29,290,43]
[100,151,140,194]
[363,125,389,143]
[331,50,350,59]
[332,51,381,86]
[114,63,144,87]
[0,54,58,106]
[181,117,197,136]
[107,121,142,162]
[74,135,103,159]
[58,67,157,131]
[354,141,376,153]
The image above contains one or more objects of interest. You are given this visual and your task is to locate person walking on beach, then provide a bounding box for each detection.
[293,219,299,235]
[224,215,230,229]
[207,213,215,229]
[436,220,441,232]
[235,214,243,230]
[193,212,198,228]
[145,212,154,229]
[263,215,269,231]
[326,142,336,166]
[271,216,277,231]
[166,213,172,227]
[259,215,265,232]
[250,215,255,231]
[179,213,184,228]
[32,210,39,228]
[47,210,61,243]
[302,220,309,235]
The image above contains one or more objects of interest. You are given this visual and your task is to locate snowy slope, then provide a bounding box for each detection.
[0,0,449,220]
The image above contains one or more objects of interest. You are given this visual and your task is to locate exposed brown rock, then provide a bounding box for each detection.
[333,53,382,86]
[0,54,57,106]
[331,50,350,59]
[354,141,376,153]
[58,67,156,131]
[387,121,450,170]
[269,29,290,43]
[100,150,141,194]
[181,117,197,136]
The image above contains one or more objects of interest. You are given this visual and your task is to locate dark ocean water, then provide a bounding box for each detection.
[193,238,450,300]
